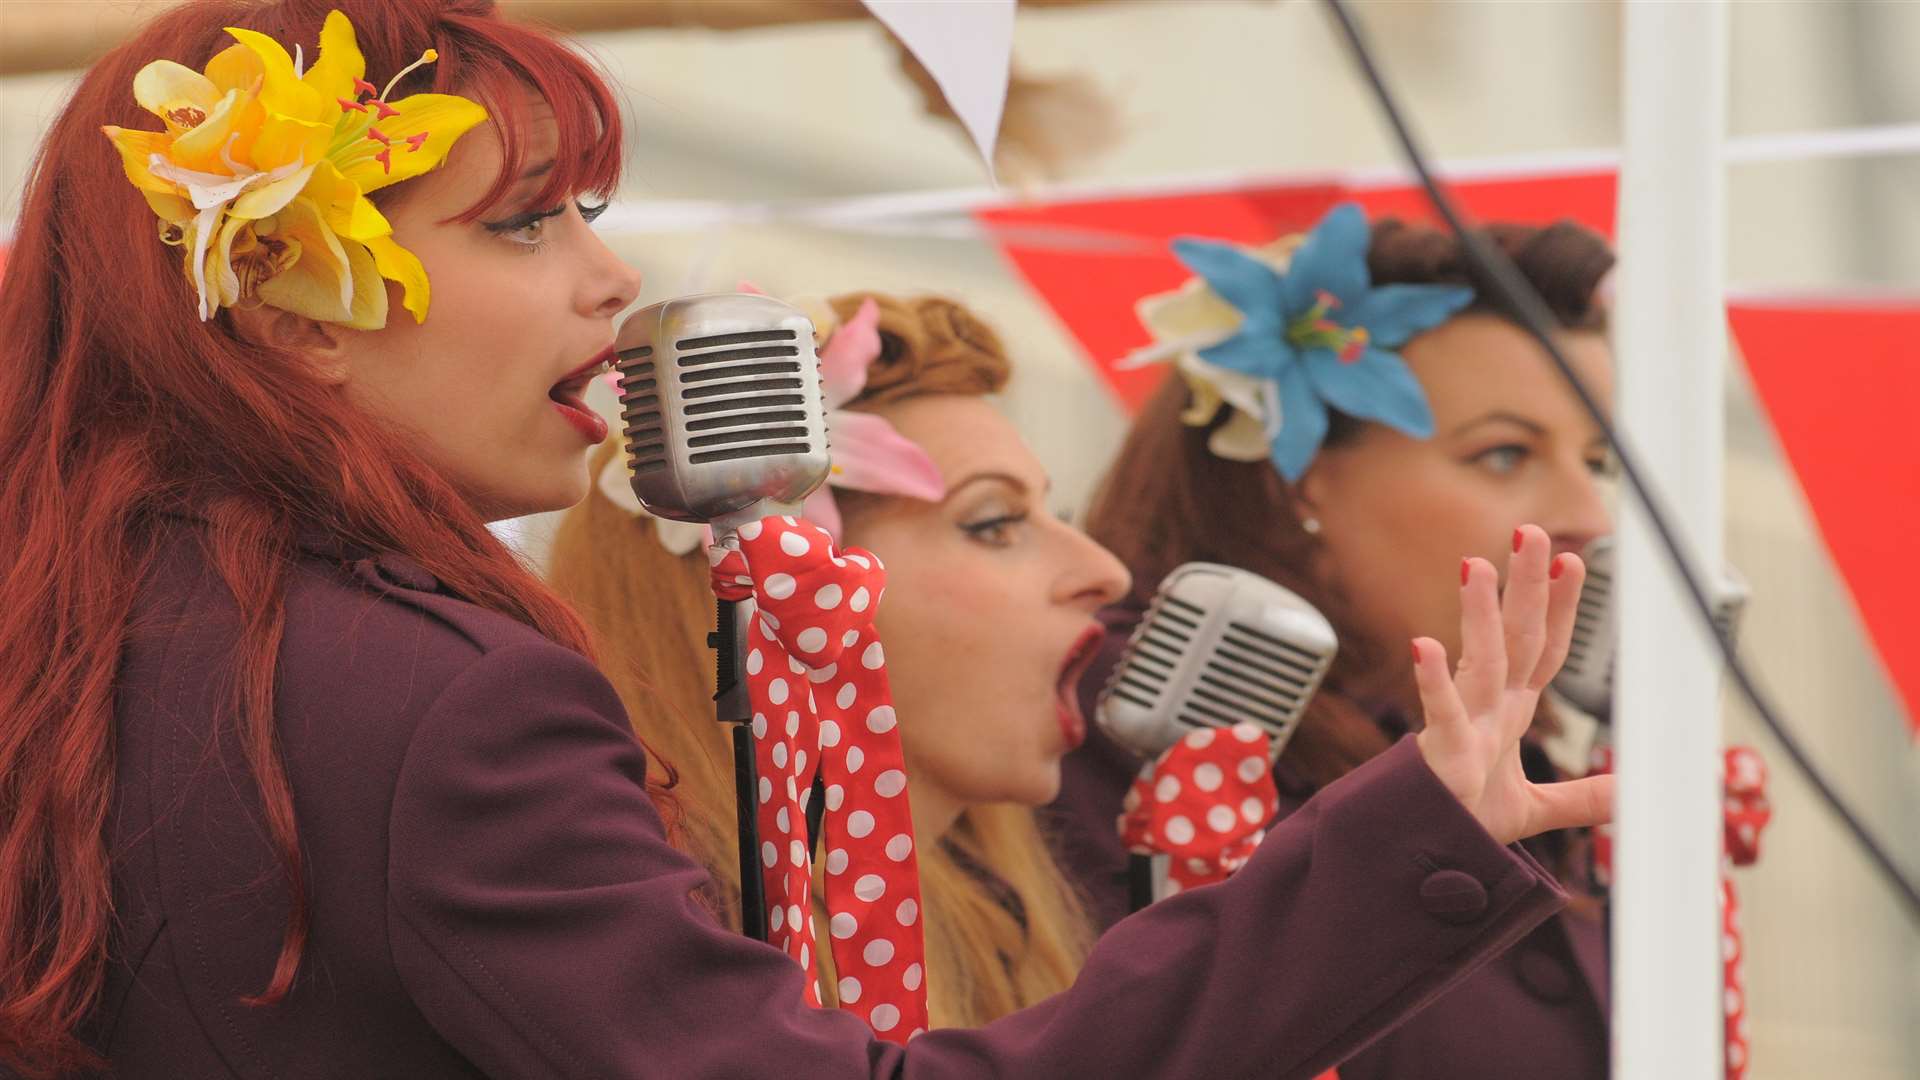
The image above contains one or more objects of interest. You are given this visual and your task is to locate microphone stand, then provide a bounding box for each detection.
[1127,856,1153,913]
[805,774,827,857]
[704,501,814,945]
[711,596,769,942]
[1128,853,1166,913]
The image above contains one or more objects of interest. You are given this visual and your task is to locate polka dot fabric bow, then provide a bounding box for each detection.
[1586,744,1771,1079]
[708,515,928,1041]
[1117,724,1279,895]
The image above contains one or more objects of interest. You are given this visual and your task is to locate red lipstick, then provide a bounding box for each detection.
[549,347,614,444]
[1054,623,1106,750]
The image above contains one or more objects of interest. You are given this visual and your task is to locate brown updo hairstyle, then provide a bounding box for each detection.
[836,292,1012,401]
[1085,218,1615,791]
[549,291,1090,1028]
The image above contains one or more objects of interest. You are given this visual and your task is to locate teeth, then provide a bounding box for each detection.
[556,359,609,394]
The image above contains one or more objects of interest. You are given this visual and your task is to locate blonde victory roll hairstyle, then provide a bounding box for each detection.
[548,292,1092,1026]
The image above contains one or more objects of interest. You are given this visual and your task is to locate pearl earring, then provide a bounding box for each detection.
[1300,516,1322,535]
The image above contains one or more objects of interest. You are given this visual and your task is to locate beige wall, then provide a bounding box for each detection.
[3,2,1912,1074]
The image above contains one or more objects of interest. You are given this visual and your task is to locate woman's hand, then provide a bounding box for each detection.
[1412,524,1614,846]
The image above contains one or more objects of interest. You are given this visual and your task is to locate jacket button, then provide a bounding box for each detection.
[1419,869,1489,924]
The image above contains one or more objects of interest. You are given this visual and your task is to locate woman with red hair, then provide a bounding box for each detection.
[0,2,1609,1076]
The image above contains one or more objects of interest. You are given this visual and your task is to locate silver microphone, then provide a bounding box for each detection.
[614,292,832,541]
[1552,535,1751,719]
[1097,562,1338,760]
[612,292,834,945]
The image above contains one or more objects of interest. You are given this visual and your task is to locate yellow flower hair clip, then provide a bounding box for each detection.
[102,10,488,329]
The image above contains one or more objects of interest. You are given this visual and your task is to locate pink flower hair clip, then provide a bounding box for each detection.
[803,295,946,539]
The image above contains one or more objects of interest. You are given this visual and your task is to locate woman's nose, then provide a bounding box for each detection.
[579,234,642,320]
[1545,462,1613,556]
[1054,523,1133,610]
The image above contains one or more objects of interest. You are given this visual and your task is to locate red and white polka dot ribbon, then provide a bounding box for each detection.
[1718,746,1769,1080]
[1586,744,1771,1079]
[1721,746,1770,868]
[709,515,928,1042]
[1117,724,1279,895]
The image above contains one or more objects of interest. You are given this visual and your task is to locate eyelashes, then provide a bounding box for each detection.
[482,204,566,236]
[1467,443,1616,479]
[959,511,1028,545]
[1469,444,1527,473]
[482,200,610,248]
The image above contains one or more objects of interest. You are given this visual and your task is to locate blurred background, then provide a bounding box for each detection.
[2,2,1914,1075]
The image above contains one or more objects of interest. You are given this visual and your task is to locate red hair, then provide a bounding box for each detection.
[0,2,657,1074]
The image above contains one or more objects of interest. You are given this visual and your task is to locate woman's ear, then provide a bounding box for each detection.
[1293,460,1330,523]
[226,305,352,385]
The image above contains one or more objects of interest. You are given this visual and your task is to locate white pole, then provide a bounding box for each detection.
[1612,1,1729,1078]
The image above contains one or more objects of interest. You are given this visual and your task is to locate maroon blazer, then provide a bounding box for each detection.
[84,521,1569,1078]
[1047,606,1610,1080]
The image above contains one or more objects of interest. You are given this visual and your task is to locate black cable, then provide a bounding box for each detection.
[1322,0,1920,922]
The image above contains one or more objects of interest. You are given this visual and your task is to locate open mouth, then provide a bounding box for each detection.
[549,347,614,443]
[1053,622,1106,750]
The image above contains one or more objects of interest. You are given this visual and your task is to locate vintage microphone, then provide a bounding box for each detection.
[1095,563,1339,909]
[1553,536,1752,722]
[613,293,832,941]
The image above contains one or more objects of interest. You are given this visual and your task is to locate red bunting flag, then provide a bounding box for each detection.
[1730,302,1920,730]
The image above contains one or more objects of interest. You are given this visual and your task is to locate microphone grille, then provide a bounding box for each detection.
[1099,563,1337,758]
[1566,541,1615,676]
[1554,536,1616,716]
[1192,615,1334,737]
[1104,593,1203,714]
[616,344,666,475]
[1550,536,1747,721]
[614,294,831,524]
[620,326,818,467]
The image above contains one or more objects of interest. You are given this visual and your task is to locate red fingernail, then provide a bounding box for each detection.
[1550,555,1565,580]
[1512,527,1525,553]
[1460,558,1471,586]
[1411,640,1422,664]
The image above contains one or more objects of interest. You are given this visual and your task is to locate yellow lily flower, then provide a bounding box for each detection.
[101,9,486,327]
[226,18,487,194]
[253,197,389,330]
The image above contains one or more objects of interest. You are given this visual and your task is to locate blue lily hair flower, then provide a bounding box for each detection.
[1166,203,1474,481]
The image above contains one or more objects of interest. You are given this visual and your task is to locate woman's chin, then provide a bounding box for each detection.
[952,763,1063,811]
[1021,761,1066,808]
[495,471,595,522]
